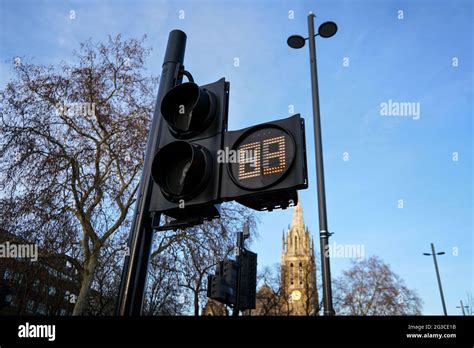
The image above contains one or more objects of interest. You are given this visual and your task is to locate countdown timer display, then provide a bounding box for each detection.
[227,125,296,190]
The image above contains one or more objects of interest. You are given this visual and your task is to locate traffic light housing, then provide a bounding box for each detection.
[220,114,307,211]
[207,275,227,303]
[149,76,307,223]
[149,78,229,221]
[238,250,257,310]
[207,260,237,305]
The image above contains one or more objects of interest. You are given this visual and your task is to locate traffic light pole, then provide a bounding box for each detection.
[233,232,244,316]
[307,13,335,316]
[116,30,187,315]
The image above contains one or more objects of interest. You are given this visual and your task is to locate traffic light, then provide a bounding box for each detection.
[238,250,257,310]
[207,272,227,303]
[222,259,237,291]
[207,260,237,305]
[149,78,229,221]
[220,114,307,211]
[207,261,225,302]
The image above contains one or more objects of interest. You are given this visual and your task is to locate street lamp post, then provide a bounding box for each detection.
[456,300,468,316]
[423,243,447,316]
[287,13,337,316]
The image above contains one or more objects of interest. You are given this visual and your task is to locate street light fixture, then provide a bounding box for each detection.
[423,243,447,316]
[287,21,338,49]
[287,35,306,49]
[318,21,338,38]
[287,12,337,316]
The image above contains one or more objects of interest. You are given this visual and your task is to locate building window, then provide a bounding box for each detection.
[294,236,298,252]
[3,268,13,281]
[299,262,303,285]
[5,294,13,306]
[26,300,35,313]
[290,263,294,284]
[33,279,40,290]
[48,286,57,296]
[37,303,47,315]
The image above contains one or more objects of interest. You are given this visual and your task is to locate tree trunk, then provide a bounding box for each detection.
[73,255,98,315]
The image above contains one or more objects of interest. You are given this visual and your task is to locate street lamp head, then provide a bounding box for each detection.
[287,35,306,49]
[423,253,431,256]
[437,252,445,255]
[318,21,338,38]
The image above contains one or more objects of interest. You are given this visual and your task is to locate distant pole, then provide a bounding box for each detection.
[431,243,447,316]
[460,300,466,316]
[424,243,447,316]
[456,300,469,316]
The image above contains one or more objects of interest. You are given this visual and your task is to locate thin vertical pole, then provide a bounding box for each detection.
[116,30,187,315]
[460,300,466,316]
[233,232,243,316]
[431,243,447,316]
[307,13,334,316]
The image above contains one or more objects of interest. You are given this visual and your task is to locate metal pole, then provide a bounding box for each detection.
[431,243,447,316]
[233,232,243,316]
[116,30,187,315]
[460,300,466,316]
[307,13,334,316]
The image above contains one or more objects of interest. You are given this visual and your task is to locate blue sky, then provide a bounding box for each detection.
[1,0,472,315]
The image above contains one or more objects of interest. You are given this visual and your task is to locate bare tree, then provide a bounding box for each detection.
[85,234,127,315]
[300,260,319,315]
[143,248,186,316]
[333,256,423,315]
[254,264,288,316]
[0,34,157,314]
[146,203,258,316]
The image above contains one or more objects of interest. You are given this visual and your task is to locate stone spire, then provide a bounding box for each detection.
[280,198,319,316]
[291,200,305,229]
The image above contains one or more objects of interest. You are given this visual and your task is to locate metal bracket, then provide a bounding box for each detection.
[153,216,204,232]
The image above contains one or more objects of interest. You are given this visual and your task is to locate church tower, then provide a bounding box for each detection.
[281,201,318,315]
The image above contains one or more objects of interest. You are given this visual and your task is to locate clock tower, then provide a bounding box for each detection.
[281,201,319,315]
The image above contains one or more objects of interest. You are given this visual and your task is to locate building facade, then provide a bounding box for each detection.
[0,228,78,316]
